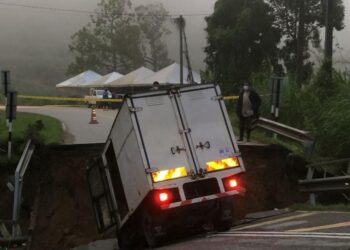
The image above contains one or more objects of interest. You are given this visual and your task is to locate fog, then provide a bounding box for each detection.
[0,0,348,93]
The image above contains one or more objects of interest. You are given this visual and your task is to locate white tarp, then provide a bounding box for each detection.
[82,72,124,88]
[136,63,201,85]
[106,67,155,87]
[56,70,102,88]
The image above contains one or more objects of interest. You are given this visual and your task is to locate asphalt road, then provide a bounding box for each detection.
[17,106,118,144]
[73,210,350,250]
[157,211,350,250]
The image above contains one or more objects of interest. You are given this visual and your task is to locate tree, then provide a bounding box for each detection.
[269,0,344,86]
[67,0,171,76]
[204,0,281,93]
[135,4,171,71]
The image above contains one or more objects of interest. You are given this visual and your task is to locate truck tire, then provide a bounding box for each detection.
[117,229,133,250]
[213,200,233,232]
[141,211,165,248]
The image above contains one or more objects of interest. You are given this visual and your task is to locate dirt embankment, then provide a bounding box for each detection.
[234,144,308,219]
[23,144,105,250]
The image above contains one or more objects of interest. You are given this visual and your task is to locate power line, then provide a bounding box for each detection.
[0,1,210,17]
[0,1,92,14]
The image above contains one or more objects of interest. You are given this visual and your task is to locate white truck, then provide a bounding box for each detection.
[87,84,246,248]
[84,89,112,107]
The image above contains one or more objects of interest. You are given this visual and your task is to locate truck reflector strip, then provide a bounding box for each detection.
[152,166,187,183]
[206,157,239,172]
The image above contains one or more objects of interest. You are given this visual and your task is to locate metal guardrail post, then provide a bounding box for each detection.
[299,158,350,204]
[12,140,35,238]
[306,167,316,206]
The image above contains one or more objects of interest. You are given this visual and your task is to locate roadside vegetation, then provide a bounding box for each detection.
[206,0,347,162]
[0,111,63,167]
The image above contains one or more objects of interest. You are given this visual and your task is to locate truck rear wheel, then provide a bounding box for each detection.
[117,229,133,249]
[213,200,234,232]
[141,211,165,248]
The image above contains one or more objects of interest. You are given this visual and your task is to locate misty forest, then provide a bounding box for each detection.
[1,0,350,160]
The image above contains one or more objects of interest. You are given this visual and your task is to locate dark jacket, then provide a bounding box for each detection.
[236,90,261,118]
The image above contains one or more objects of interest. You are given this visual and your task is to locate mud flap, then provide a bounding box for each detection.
[86,157,117,232]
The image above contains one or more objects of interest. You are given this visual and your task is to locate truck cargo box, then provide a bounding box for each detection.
[87,84,245,248]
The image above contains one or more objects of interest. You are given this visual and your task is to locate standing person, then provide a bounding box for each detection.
[102,88,109,110]
[151,81,160,90]
[236,82,261,142]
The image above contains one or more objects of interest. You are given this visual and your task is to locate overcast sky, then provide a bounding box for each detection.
[0,0,349,88]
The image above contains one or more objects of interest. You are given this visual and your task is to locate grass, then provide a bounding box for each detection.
[0,110,63,145]
[290,203,350,212]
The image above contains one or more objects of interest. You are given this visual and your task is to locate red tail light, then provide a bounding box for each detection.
[155,190,172,204]
[229,179,238,188]
[159,192,169,202]
[223,177,239,191]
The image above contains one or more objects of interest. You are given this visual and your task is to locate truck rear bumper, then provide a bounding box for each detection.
[160,187,246,210]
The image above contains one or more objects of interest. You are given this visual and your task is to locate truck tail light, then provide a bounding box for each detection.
[159,192,169,202]
[155,190,172,204]
[206,157,240,172]
[229,179,238,188]
[223,177,239,191]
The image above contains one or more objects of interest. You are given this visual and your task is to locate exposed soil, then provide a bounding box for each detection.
[1,143,308,250]
[234,144,308,219]
[22,144,105,250]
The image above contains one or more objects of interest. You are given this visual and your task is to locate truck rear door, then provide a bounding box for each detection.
[177,85,243,174]
[131,94,196,184]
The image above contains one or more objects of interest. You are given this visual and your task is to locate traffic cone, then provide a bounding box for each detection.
[89,108,99,124]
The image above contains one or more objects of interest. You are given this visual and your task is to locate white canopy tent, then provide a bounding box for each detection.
[106,67,155,87]
[82,72,124,88]
[136,63,201,85]
[56,70,102,88]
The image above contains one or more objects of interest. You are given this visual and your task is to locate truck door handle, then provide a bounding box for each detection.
[196,141,211,150]
[171,146,186,155]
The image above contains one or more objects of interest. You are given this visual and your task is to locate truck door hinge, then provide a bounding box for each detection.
[179,128,191,134]
[211,95,223,101]
[145,168,159,174]
[129,107,143,113]
[169,88,181,96]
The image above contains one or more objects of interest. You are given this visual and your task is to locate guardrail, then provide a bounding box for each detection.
[12,140,35,238]
[299,158,350,205]
[0,220,28,248]
[0,140,34,248]
[253,117,315,159]
[255,117,314,145]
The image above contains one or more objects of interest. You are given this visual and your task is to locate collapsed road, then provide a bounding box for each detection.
[15,141,306,250]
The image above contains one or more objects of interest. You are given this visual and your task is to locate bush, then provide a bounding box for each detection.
[279,71,350,159]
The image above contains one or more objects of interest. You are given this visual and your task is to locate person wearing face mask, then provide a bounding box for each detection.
[236,82,261,142]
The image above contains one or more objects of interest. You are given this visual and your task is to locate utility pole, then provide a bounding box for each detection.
[324,0,333,81]
[7,91,17,159]
[1,71,11,127]
[177,15,185,85]
[296,0,305,87]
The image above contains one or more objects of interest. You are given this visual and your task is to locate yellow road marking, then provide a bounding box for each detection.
[224,96,239,100]
[232,212,316,231]
[288,221,350,232]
